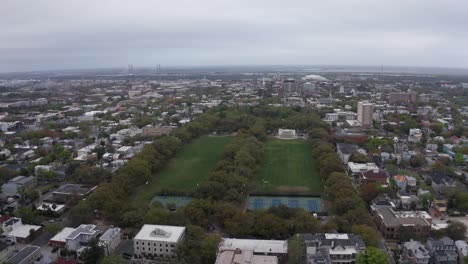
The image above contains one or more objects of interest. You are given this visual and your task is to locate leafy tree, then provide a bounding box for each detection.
[101,256,128,264]
[0,167,17,184]
[68,201,93,226]
[446,221,467,241]
[253,213,288,238]
[350,153,370,163]
[352,225,380,248]
[409,154,426,168]
[177,225,207,264]
[291,210,320,233]
[16,207,39,224]
[360,184,379,203]
[400,117,419,135]
[201,234,221,263]
[73,166,112,185]
[455,152,465,165]
[93,145,106,160]
[44,223,62,235]
[357,247,388,264]
[80,238,104,264]
[454,192,468,211]
[419,193,433,210]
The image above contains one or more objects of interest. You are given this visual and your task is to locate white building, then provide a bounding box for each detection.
[347,162,379,175]
[2,218,41,243]
[133,225,186,262]
[408,128,423,143]
[49,227,76,248]
[65,224,99,251]
[34,165,51,177]
[215,238,288,264]
[324,112,357,122]
[277,129,297,139]
[99,227,122,256]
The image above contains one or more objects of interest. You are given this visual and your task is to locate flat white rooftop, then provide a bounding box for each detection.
[219,238,288,254]
[8,224,41,239]
[134,225,186,243]
[50,227,75,243]
[325,234,349,240]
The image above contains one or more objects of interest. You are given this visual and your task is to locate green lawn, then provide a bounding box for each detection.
[131,136,232,205]
[255,139,322,195]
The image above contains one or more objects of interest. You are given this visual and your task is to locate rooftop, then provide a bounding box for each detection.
[99,227,121,242]
[304,233,365,250]
[336,143,358,155]
[219,238,288,254]
[66,224,98,240]
[50,227,75,243]
[7,245,40,264]
[375,207,431,227]
[134,225,186,243]
[53,184,97,196]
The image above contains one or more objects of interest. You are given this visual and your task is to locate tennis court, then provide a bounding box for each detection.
[247,195,325,212]
[151,195,192,209]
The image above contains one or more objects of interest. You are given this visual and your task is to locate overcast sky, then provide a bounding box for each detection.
[1,0,468,72]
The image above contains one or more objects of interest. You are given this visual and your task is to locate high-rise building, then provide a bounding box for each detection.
[357,101,373,126]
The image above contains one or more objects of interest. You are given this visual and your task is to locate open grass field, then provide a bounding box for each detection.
[254,139,322,195]
[131,135,232,205]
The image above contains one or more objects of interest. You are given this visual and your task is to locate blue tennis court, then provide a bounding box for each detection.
[151,196,192,209]
[248,195,325,212]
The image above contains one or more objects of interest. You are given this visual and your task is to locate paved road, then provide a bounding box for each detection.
[31,232,54,247]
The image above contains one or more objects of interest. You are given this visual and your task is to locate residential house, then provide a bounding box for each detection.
[409,129,423,143]
[401,239,430,264]
[65,224,99,251]
[426,237,458,264]
[455,240,468,263]
[304,233,366,264]
[2,176,38,196]
[393,175,408,192]
[430,172,457,195]
[336,143,359,165]
[406,176,418,193]
[2,217,42,243]
[360,170,388,185]
[433,197,448,215]
[49,227,75,248]
[371,193,397,211]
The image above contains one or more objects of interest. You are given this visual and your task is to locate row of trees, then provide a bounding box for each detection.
[310,128,385,258]
[72,111,221,225]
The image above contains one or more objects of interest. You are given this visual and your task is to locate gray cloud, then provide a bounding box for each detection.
[1,0,468,72]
